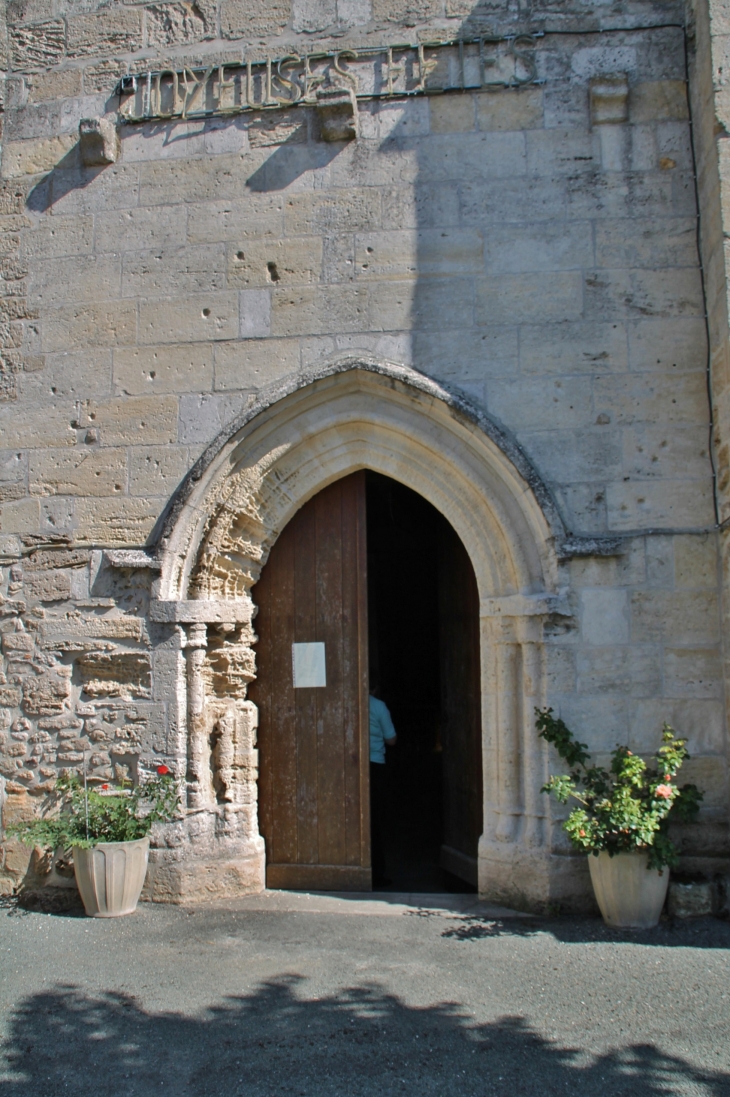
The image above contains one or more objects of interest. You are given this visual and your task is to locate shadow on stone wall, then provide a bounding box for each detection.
[1,977,728,1095]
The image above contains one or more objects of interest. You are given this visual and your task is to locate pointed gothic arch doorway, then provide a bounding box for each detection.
[149,358,572,911]
[250,469,482,893]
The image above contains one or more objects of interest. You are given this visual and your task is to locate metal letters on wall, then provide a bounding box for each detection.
[118,36,539,123]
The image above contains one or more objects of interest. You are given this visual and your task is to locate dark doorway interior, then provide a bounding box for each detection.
[366,472,482,893]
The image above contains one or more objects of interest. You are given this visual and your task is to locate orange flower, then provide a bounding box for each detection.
[655,784,673,799]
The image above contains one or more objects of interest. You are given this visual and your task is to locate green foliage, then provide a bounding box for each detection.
[8,771,180,852]
[536,708,703,871]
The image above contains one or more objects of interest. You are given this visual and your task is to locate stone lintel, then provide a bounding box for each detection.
[150,599,253,624]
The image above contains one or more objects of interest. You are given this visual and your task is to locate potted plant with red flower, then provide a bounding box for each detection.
[536,710,703,927]
[9,765,179,917]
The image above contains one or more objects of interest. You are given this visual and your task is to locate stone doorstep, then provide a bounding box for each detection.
[172,890,534,919]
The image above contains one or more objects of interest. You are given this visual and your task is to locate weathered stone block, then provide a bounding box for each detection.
[82,396,179,447]
[10,19,65,70]
[284,190,382,236]
[674,536,718,590]
[595,217,697,270]
[579,589,629,645]
[476,272,583,325]
[29,254,121,309]
[0,401,76,449]
[576,645,661,697]
[667,881,713,918]
[630,591,720,644]
[607,477,714,530]
[24,570,72,601]
[41,302,137,353]
[621,425,712,484]
[129,446,191,497]
[239,289,271,339]
[627,318,707,372]
[429,94,475,135]
[145,3,209,47]
[114,345,214,396]
[29,447,127,498]
[3,135,77,177]
[484,221,594,274]
[489,375,593,431]
[228,238,323,289]
[477,88,543,132]
[66,10,143,57]
[372,0,439,24]
[664,648,723,699]
[220,0,289,38]
[271,285,368,337]
[355,229,482,280]
[519,321,627,375]
[595,372,709,427]
[0,497,40,533]
[631,81,689,122]
[186,198,284,245]
[77,652,151,699]
[139,294,239,345]
[26,68,83,103]
[214,338,300,391]
[122,245,225,299]
[74,497,162,546]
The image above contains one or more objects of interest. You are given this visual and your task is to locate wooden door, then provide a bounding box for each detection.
[251,472,370,890]
[438,521,483,886]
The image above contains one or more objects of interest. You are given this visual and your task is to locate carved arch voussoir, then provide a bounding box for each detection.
[155,356,565,607]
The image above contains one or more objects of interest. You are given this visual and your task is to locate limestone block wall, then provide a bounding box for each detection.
[0,0,726,905]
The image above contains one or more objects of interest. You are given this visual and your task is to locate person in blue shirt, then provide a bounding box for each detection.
[369,674,397,887]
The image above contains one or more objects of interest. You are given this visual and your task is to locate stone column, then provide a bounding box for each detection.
[477,595,573,912]
[184,622,213,809]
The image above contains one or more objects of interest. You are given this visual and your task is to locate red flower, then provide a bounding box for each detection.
[157,764,170,776]
[655,784,673,799]
[101,783,109,790]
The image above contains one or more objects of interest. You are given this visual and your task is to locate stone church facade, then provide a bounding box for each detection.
[0,0,729,911]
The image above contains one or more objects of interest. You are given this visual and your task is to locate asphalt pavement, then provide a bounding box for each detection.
[1,890,729,1097]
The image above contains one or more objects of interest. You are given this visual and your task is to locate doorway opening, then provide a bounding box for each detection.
[251,470,482,895]
[366,472,482,893]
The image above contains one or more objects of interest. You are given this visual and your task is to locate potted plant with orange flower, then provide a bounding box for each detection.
[536,710,703,927]
[9,765,179,918]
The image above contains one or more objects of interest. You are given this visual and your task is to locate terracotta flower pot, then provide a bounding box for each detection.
[72,837,150,918]
[588,849,669,928]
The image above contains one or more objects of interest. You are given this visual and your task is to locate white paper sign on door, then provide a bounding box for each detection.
[292,642,326,688]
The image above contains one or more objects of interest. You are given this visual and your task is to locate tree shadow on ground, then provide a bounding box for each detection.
[1,979,728,1097]
[437,912,730,949]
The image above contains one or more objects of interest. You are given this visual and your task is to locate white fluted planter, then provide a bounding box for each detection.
[588,849,670,928]
[73,837,150,918]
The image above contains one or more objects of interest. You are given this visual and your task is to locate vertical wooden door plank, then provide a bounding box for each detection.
[269,521,298,865]
[314,479,347,868]
[294,501,319,866]
[254,472,370,888]
[342,472,368,866]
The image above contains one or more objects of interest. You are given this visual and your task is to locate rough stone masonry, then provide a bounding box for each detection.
[0,0,729,911]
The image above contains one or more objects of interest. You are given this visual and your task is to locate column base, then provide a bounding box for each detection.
[478,838,597,914]
[142,809,266,904]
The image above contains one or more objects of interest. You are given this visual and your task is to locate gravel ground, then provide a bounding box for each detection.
[1,893,729,1097]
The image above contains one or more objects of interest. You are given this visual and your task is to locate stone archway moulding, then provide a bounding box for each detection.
[145,358,573,910]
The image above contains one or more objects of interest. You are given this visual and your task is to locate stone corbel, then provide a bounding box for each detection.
[79,118,121,165]
[316,85,358,141]
[589,73,629,125]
